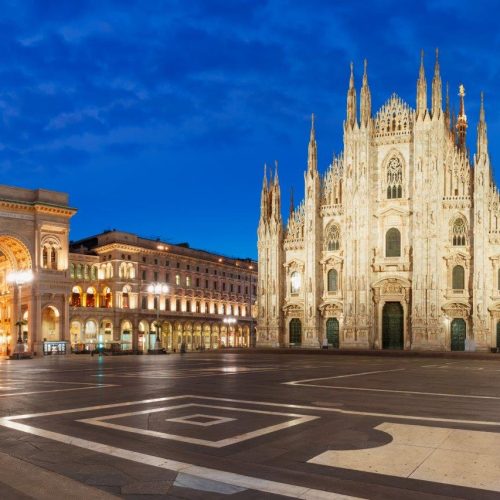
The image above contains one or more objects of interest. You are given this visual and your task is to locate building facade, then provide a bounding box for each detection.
[0,190,257,355]
[257,51,500,352]
[68,231,257,352]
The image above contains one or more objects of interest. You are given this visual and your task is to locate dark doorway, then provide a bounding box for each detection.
[326,318,339,348]
[451,318,466,351]
[382,302,404,349]
[289,318,302,346]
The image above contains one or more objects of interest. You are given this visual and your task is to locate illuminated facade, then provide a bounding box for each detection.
[0,191,256,355]
[68,231,257,352]
[258,51,500,352]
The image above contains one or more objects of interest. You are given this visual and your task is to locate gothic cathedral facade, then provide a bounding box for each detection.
[257,51,500,352]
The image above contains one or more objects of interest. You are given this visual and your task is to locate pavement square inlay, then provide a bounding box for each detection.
[77,401,318,448]
[165,413,236,427]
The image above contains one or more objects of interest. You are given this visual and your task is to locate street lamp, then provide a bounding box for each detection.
[147,282,168,351]
[223,316,237,348]
[6,269,33,357]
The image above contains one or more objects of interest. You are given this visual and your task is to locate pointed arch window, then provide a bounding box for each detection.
[385,228,401,257]
[325,225,340,251]
[452,218,467,246]
[386,157,403,199]
[452,265,465,290]
[327,269,338,292]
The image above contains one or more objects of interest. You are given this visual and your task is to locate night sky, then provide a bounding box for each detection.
[2,0,500,259]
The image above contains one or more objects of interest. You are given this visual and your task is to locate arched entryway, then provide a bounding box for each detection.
[41,306,60,341]
[451,318,466,351]
[289,318,302,346]
[382,302,404,349]
[326,318,339,348]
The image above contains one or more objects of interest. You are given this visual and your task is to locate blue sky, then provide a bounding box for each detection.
[2,0,500,259]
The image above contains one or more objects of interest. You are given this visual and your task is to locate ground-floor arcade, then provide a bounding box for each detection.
[69,313,252,353]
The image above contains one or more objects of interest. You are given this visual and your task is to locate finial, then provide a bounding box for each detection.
[289,187,294,216]
[363,59,368,83]
[458,84,465,97]
[446,82,449,110]
[349,61,354,87]
[310,113,315,140]
[274,160,279,183]
[480,91,485,122]
[435,47,439,60]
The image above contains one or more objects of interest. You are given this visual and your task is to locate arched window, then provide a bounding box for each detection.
[91,266,98,280]
[85,287,96,307]
[290,271,301,294]
[70,286,82,307]
[385,228,401,257]
[122,285,130,309]
[77,264,83,279]
[452,218,467,246]
[289,318,302,345]
[325,225,340,251]
[70,263,75,279]
[102,287,112,308]
[327,269,338,292]
[84,265,89,279]
[386,157,403,199]
[452,265,465,290]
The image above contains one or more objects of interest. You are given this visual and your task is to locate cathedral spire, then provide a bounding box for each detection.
[456,84,468,152]
[360,58,371,127]
[476,91,488,159]
[346,62,357,129]
[416,49,428,119]
[431,48,442,118]
[270,160,281,224]
[274,159,279,186]
[289,187,294,218]
[307,113,318,174]
[260,163,269,223]
[445,81,450,128]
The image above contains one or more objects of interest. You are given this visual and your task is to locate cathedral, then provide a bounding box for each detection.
[257,50,500,352]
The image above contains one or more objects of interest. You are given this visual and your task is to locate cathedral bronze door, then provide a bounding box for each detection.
[289,318,302,346]
[496,321,500,349]
[451,318,466,351]
[382,302,403,349]
[326,318,339,348]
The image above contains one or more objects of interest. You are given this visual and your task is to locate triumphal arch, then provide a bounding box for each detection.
[0,185,75,355]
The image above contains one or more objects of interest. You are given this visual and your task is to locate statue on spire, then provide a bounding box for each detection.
[456,84,468,152]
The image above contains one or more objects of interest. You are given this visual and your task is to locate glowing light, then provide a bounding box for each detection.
[6,269,33,285]
[148,283,169,294]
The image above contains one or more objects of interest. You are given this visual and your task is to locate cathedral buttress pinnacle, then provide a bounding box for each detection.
[476,91,488,159]
[346,62,357,129]
[431,48,442,118]
[416,49,428,119]
[307,113,318,175]
[259,163,269,224]
[360,59,371,127]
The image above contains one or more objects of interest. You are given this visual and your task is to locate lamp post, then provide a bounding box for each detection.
[147,282,168,352]
[6,269,33,357]
[223,316,237,348]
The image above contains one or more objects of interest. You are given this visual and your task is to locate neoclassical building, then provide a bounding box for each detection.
[0,189,257,355]
[257,51,500,352]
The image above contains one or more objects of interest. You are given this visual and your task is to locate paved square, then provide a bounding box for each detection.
[1,353,500,499]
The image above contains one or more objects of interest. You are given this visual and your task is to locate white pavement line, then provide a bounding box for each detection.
[0,418,363,500]
[284,368,406,385]
[0,381,116,398]
[290,384,500,401]
[78,403,318,448]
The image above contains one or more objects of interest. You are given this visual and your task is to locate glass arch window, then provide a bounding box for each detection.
[385,228,401,257]
[386,157,403,199]
[290,271,301,294]
[325,225,340,251]
[452,265,465,290]
[452,218,467,246]
[327,269,338,292]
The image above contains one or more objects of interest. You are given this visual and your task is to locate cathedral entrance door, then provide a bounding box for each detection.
[451,318,466,351]
[382,302,403,349]
[326,318,339,348]
[289,318,302,346]
[496,321,500,350]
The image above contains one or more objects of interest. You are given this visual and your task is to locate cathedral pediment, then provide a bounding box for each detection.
[375,206,411,217]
